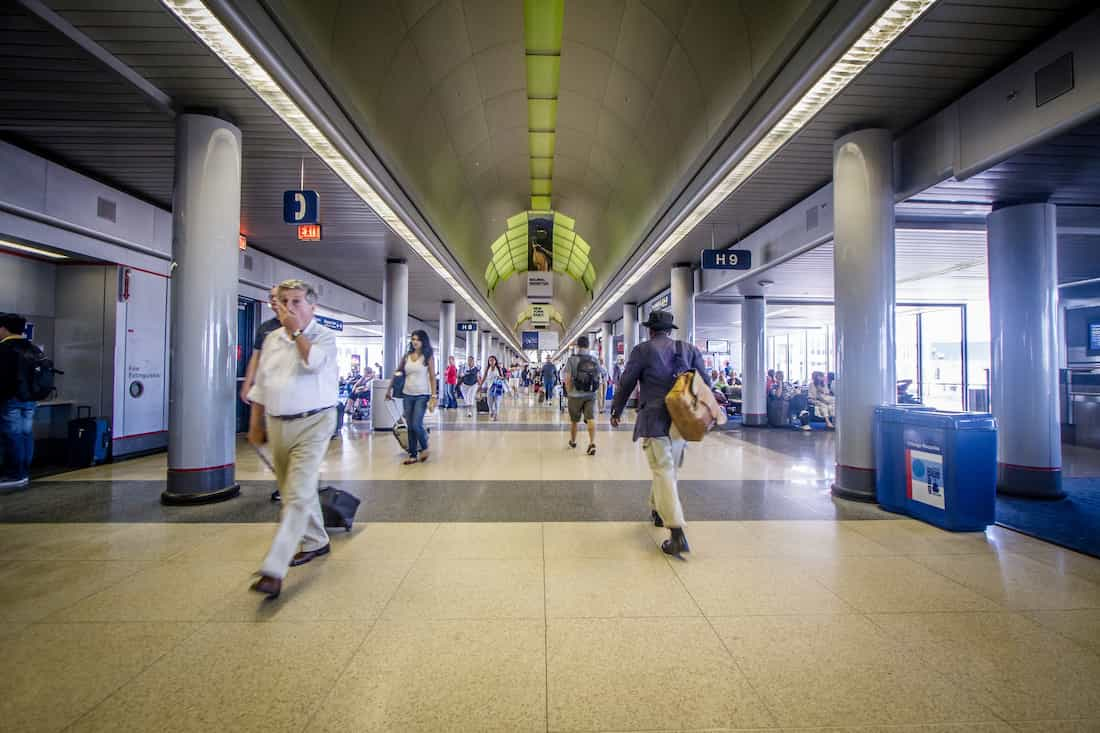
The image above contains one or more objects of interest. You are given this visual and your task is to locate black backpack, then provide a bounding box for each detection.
[573,354,600,393]
[461,366,479,386]
[13,341,60,402]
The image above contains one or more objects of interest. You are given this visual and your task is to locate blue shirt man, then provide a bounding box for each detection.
[610,310,710,558]
[540,357,557,404]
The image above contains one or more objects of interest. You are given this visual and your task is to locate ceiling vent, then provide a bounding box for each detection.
[806,206,819,231]
[1035,53,1074,108]
[96,196,117,223]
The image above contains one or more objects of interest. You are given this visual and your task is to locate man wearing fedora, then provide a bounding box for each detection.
[610,309,711,557]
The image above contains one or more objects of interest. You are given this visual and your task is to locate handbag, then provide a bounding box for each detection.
[664,341,727,441]
[391,357,407,398]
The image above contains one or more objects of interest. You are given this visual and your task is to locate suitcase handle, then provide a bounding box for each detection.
[77,405,92,418]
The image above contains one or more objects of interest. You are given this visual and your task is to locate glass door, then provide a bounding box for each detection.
[895,305,967,410]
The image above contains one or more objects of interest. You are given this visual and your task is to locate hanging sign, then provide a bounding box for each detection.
[297,224,322,241]
[283,190,320,224]
[538,331,559,351]
[522,331,540,350]
[531,304,550,327]
[650,293,670,312]
[315,315,343,331]
[457,322,478,333]
[527,272,553,302]
[238,234,248,251]
[701,248,751,270]
[706,339,729,354]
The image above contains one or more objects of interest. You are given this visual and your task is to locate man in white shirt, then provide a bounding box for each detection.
[247,279,339,599]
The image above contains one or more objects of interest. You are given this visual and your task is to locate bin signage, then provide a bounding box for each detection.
[904,428,945,510]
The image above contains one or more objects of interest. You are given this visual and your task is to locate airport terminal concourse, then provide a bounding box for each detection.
[2,1,1100,731]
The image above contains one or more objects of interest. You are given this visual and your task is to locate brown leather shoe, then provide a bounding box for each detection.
[289,543,331,567]
[250,575,282,599]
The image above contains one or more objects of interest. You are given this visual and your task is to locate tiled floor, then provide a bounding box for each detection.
[2,398,1100,732]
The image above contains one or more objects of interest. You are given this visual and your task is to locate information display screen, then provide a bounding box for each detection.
[706,339,729,354]
[1089,321,1100,355]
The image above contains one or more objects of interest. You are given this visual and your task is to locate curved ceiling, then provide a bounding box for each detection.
[263,0,815,331]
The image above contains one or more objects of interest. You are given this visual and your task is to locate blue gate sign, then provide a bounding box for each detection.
[701,248,751,270]
[283,190,320,224]
[315,315,343,331]
[522,331,540,350]
[457,322,478,332]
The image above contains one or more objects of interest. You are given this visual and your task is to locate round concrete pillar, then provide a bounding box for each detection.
[383,259,408,378]
[741,296,767,427]
[671,264,695,344]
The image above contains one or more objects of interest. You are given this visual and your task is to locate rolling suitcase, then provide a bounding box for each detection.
[318,486,360,531]
[476,391,490,414]
[387,401,410,450]
[68,406,111,467]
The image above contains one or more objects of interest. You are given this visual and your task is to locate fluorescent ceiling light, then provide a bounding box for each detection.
[0,239,68,259]
[161,0,522,352]
[556,0,936,357]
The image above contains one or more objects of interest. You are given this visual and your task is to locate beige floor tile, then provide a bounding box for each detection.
[543,521,663,559]
[547,617,776,731]
[49,560,256,622]
[0,622,197,733]
[0,559,150,622]
[168,523,278,563]
[384,557,544,619]
[844,519,1009,555]
[774,725,1015,732]
[712,614,999,728]
[546,555,700,618]
[311,618,546,732]
[651,521,893,559]
[1010,722,1100,732]
[870,611,1100,721]
[1026,608,1100,655]
[213,557,409,622]
[810,556,1003,613]
[0,523,122,563]
[56,523,229,562]
[1016,546,1100,585]
[67,621,369,733]
[328,521,438,562]
[915,552,1100,610]
[419,522,543,560]
[673,556,854,616]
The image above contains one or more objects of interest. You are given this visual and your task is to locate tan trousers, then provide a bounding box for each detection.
[259,409,336,579]
[642,430,687,529]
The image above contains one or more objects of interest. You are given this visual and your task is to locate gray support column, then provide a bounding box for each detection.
[741,296,768,427]
[481,331,492,368]
[988,203,1063,498]
[623,303,639,356]
[832,128,896,502]
[163,113,242,505]
[383,259,408,378]
[600,322,613,376]
[671,263,695,344]
[439,301,455,371]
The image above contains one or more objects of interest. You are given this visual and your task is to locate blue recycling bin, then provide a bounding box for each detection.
[873,406,997,531]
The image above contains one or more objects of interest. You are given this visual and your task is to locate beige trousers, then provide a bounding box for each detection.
[259,409,336,579]
[642,429,687,529]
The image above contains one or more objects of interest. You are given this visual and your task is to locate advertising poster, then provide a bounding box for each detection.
[905,430,945,510]
[528,216,553,272]
[522,331,540,351]
[527,272,553,302]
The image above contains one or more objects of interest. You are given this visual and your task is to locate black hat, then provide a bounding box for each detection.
[641,310,677,331]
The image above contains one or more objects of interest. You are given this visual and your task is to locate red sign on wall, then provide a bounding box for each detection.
[297,224,322,241]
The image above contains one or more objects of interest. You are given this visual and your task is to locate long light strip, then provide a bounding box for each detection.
[0,239,68,259]
[558,0,936,355]
[161,0,523,352]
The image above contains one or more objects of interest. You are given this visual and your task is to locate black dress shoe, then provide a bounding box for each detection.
[289,543,331,566]
[661,528,690,558]
[250,575,282,599]
[270,490,281,502]
[651,510,664,528]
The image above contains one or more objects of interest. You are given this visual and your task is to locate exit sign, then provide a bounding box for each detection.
[298,223,322,241]
[238,234,247,250]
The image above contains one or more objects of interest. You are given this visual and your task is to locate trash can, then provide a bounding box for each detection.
[874,407,997,531]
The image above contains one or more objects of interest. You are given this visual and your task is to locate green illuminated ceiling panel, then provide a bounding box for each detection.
[524,0,562,212]
[484,210,597,297]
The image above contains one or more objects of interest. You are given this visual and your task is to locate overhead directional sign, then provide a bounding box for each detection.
[297,224,322,241]
[457,322,478,333]
[701,248,751,270]
[315,315,343,331]
[283,190,320,224]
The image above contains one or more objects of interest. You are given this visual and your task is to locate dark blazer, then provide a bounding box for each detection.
[611,333,711,441]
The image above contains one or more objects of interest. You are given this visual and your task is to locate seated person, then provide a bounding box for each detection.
[808,371,835,429]
[769,370,811,430]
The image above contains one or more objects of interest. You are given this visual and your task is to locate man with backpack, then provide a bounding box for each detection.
[0,313,54,490]
[564,335,600,455]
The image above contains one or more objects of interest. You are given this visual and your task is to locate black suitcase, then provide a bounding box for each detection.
[477,394,490,414]
[318,486,360,531]
[68,406,111,467]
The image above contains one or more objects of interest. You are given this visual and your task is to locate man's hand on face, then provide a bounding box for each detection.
[275,300,301,334]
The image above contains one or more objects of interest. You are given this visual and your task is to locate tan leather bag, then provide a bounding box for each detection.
[664,342,728,441]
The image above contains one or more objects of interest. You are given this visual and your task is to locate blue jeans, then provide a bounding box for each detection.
[1,400,36,480]
[403,394,430,457]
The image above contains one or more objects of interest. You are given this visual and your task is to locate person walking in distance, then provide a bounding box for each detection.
[0,313,52,490]
[540,354,557,406]
[479,355,507,421]
[444,355,459,410]
[386,330,438,464]
[460,355,480,418]
[610,310,711,558]
[564,335,600,455]
[247,279,339,599]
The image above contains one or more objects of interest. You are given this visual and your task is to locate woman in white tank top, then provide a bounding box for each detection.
[386,330,437,464]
